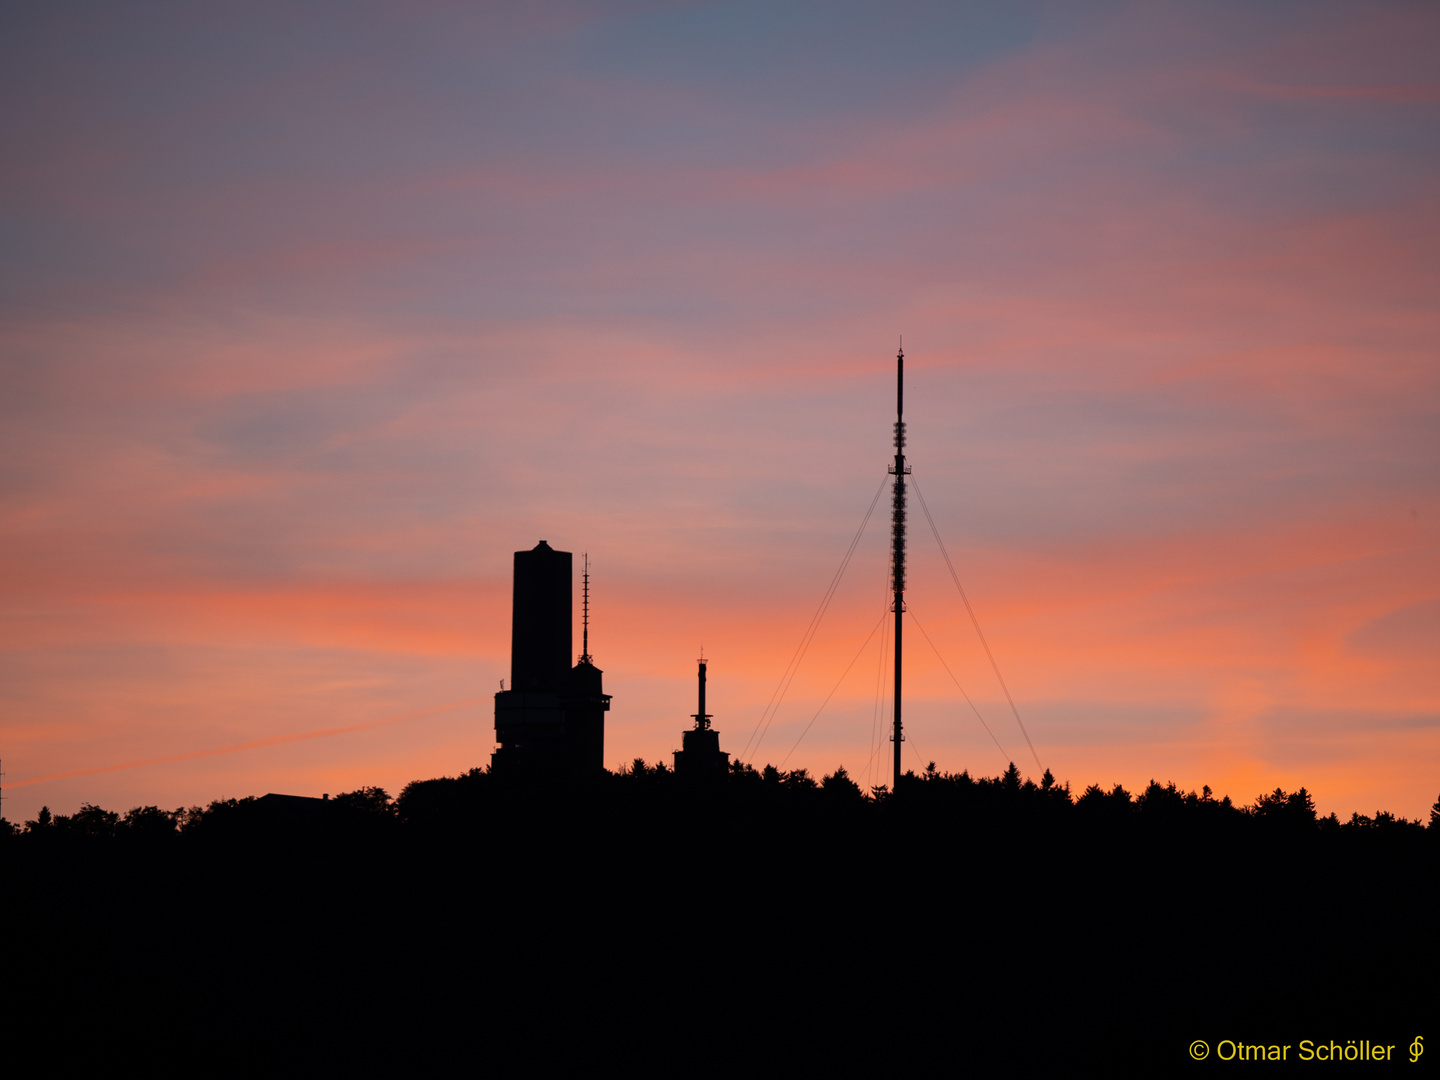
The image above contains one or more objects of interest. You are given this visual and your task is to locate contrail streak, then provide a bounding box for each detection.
[8,697,488,790]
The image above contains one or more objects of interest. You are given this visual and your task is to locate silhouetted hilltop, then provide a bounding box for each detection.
[3,764,1436,1071]
[7,760,1434,845]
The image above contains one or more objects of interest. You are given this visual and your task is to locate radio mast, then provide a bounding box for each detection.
[890,345,910,792]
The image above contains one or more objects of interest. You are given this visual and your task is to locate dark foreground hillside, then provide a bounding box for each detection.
[4,763,1436,1072]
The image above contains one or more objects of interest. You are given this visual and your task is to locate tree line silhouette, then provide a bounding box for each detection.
[8,760,1437,843]
[3,762,1436,1071]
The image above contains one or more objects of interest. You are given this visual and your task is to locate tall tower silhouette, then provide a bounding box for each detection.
[890,345,909,792]
[493,541,610,774]
[509,540,571,694]
[673,653,730,777]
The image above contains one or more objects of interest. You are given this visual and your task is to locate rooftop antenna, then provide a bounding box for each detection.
[890,342,910,792]
[580,552,592,664]
[693,652,712,731]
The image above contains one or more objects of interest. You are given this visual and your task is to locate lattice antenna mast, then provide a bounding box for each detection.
[580,552,592,664]
[889,344,910,792]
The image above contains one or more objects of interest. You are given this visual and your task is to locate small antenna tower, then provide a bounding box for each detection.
[580,552,592,664]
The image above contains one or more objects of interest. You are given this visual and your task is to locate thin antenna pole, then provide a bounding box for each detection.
[695,655,710,730]
[890,345,909,792]
[581,553,592,664]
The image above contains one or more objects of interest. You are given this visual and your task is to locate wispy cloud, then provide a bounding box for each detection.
[8,697,486,792]
[2,0,1437,821]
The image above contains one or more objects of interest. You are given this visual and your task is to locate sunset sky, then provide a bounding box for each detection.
[3,1,1438,823]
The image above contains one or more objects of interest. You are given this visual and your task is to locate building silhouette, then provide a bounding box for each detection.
[673,656,730,777]
[492,541,609,775]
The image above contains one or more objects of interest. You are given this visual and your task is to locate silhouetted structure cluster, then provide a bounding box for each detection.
[3,535,1435,1067]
